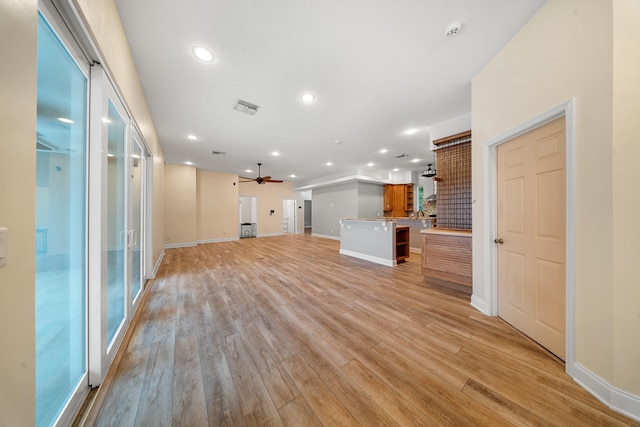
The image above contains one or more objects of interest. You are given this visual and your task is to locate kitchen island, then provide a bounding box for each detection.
[339,219,411,266]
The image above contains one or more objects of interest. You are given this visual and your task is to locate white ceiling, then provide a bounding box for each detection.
[114,0,545,186]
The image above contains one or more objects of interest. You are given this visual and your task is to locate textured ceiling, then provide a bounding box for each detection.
[114,0,545,186]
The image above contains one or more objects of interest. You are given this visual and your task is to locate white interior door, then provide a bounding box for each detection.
[496,117,566,360]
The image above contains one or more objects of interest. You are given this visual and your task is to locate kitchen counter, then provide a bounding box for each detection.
[421,228,471,237]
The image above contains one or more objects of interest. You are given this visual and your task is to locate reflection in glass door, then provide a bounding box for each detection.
[106,101,127,347]
[130,131,145,306]
[35,11,88,427]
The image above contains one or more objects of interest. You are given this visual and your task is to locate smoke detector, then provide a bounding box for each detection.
[446,22,462,38]
[234,99,260,115]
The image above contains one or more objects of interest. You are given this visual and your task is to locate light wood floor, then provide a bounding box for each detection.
[84,234,637,426]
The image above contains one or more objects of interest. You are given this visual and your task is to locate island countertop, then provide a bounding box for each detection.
[421,228,472,237]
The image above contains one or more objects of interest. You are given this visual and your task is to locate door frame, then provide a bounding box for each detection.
[480,98,577,375]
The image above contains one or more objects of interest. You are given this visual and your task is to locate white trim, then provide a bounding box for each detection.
[409,247,422,254]
[479,98,577,378]
[339,249,397,267]
[198,237,240,244]
[151,249,165,278]
[311,233,340,241]
[294,174,389,191]
[573,364,640,422]
[163,242,198,249]
[470,295,488,314]
[257,232,284,238]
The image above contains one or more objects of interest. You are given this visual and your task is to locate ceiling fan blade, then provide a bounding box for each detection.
[262,176,272,181]
[265,179,283,183]
[239,176,256,181]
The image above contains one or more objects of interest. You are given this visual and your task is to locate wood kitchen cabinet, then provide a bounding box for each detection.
[384,184,414,217]
[383,184,393,212]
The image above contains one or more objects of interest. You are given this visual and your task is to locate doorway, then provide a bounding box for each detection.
[496,117,566,360]
[239,196,257,238]
[283,199,297,234]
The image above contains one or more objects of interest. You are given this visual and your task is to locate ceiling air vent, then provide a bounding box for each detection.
[395,153,409,159]
[234,99,259,115]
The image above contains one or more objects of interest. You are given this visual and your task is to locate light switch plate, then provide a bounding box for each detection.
[0,228,7,267]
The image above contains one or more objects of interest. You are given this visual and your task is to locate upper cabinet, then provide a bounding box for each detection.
[384,184,414,217]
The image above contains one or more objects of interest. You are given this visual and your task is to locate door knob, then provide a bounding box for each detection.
[494,237,504,244]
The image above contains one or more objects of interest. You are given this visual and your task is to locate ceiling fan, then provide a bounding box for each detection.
[239,163,284,184]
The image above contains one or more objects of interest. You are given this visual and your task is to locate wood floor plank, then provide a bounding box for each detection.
[94,347,150,427]
[223,333,284,426]
[281,354,360,426]
[172,334,208,427]
[86,235,638,427]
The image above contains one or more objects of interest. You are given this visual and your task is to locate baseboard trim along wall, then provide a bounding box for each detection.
[257,233,284,238]
[163,242,197,249]
[198,237,240,244]
[339,249,396,267]
[311,233,340,241]
[572,363,640,422]
[151,250,165,278]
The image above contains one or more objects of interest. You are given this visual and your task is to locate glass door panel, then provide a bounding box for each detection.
[106,101,127,347]
[130,134,144,305]
[35,12,88,427]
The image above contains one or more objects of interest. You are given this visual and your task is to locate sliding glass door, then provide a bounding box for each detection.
[35,10,89,427]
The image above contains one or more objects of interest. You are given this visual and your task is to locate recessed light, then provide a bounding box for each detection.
[301,93,315,103]
[403,128,419,135]
[393,168,399,172]
[193,46,214,62]
[187,135,198,141]
[245,169,253,173]
[411,158,421,163]
[185,161,193,165]
[379,149,388,154]
[326,162,333,166]
[289,174,296,178]
[271,151,280,156]
[57,117,74,124]
[367,162,375,167]
[334,140,343,145]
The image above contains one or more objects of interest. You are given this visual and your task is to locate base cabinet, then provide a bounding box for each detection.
[395,226,410,263]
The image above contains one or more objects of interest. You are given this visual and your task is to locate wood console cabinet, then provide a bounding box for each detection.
[383,184,414,217]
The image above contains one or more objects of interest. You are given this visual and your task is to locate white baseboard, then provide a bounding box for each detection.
[572,363,640,422]
[257,233,284,238]
[163,242,197,249]
[198,237,239,244]
[470,294,488,314]
[151,249,164,278]
[312,233,340,241]
[339,249,396,267]
[409,247,422,254]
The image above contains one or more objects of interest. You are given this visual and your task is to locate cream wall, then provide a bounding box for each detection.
[0,1,165,424]
[612,0,640,395]
[75,0,165,265]
[240,181,305,236]
[164,165,197,245]
[473,0,638,403]
[0,2,38,425]
[197,170,240,241]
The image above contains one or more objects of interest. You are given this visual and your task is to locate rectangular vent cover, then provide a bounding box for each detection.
[234,99,260,115]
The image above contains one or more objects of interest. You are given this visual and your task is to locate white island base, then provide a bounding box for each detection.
[339,219,408,267]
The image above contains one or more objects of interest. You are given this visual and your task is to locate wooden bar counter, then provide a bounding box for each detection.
[421,228,472,293]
